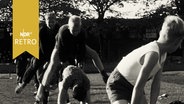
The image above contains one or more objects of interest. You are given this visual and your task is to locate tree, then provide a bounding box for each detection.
[175,0,184,17]
[0,0,83,21]
[0,0,10,8]
[0,0,12,21]
[133,0,179,19]
[135,0,184,19]
[142,4,177,19]
[39,0,82,19]
[85,0,124,22]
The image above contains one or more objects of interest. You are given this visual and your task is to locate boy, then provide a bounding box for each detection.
[15,12,60,94]
[106,15,184,104]
[15,12,60,104]
[56,65,90,104]
[35,15,108,101]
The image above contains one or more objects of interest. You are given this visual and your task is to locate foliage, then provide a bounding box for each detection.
[175,0,184,17]
[85,0,125,21]
[142,4,177,19]
[0,0,82,21]
[0,0,12,21]
[39,0,82,19]
[1,0,184,22]
[136,0,184,19]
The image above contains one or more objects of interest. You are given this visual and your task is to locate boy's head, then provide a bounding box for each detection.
[44,12,56,29]
[159,15,184,53]
[68,15,82,36]
[160,15,184,41]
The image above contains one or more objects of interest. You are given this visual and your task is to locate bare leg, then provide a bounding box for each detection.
[36,48,61,101]
[42,49,61,86]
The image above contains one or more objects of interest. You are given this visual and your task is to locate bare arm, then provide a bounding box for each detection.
[85,45,104,72]
[58,81,69,104]
[131,52,159,104]
[150,69,162,104]
[58,74,72,104]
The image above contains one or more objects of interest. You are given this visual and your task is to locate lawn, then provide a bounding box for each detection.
[0,71,184,104]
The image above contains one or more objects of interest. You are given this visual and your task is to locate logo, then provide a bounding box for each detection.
[13,0,39,59]
[20,29,32,38]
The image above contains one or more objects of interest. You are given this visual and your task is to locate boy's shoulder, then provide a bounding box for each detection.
[59,24,69,32]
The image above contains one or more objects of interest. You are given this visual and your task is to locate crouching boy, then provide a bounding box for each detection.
[57,65,90,104]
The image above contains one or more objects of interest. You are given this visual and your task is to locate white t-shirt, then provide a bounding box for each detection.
[117,41,167,85]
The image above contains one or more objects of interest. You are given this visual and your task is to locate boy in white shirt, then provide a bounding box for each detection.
[106,15,184,104]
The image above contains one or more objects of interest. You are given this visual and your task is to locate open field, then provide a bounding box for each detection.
[0,70,184,104]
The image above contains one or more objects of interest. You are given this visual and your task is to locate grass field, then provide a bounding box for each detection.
[0,71,184,104]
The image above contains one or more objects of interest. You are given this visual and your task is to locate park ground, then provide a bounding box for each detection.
[0,61,184,104]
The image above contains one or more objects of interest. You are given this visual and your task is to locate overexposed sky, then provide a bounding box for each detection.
[79,0,172,19]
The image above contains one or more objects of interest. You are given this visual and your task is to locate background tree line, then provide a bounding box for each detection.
[0,0,184,21]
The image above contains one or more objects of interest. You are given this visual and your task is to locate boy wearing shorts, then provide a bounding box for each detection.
[106,15,184,104]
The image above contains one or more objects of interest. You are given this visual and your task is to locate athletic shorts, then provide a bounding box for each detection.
[106,68,134,103]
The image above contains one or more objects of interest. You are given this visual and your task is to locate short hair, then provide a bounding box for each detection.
[68,15,81,27]
[160,15,184,41]
[44,12,56,20]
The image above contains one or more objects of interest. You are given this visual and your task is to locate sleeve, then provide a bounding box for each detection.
[137,43,159,64]
[55,25,68,49]
[76,29,87,63]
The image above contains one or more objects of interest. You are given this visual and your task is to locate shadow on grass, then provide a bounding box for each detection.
[91,85,107,95]
[91,91,107,95]
[91,87,106,90]
[161,72,184,85]
[93,100,110,104]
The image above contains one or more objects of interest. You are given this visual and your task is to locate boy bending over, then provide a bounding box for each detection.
[106,15,184,104]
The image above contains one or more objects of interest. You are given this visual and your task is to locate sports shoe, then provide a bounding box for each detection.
[35,90,49,104]
[15,83,26,94]
[35,95,41,102]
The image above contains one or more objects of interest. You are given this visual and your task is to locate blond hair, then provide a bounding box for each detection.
[68,15,81,27]
[44,12,56,20]
[160,15,184,42]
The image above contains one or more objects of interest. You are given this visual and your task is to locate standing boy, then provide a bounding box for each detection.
[15,12,60,95]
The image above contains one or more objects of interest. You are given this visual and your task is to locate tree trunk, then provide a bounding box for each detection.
[97,12,105,23]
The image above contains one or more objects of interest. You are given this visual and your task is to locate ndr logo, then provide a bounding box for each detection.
[20,29,32,38]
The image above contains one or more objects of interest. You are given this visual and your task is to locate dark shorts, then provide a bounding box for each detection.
[106,68,134,103]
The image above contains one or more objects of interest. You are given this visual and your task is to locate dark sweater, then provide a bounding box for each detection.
[55,24,86,65]
[39,23,60,60]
